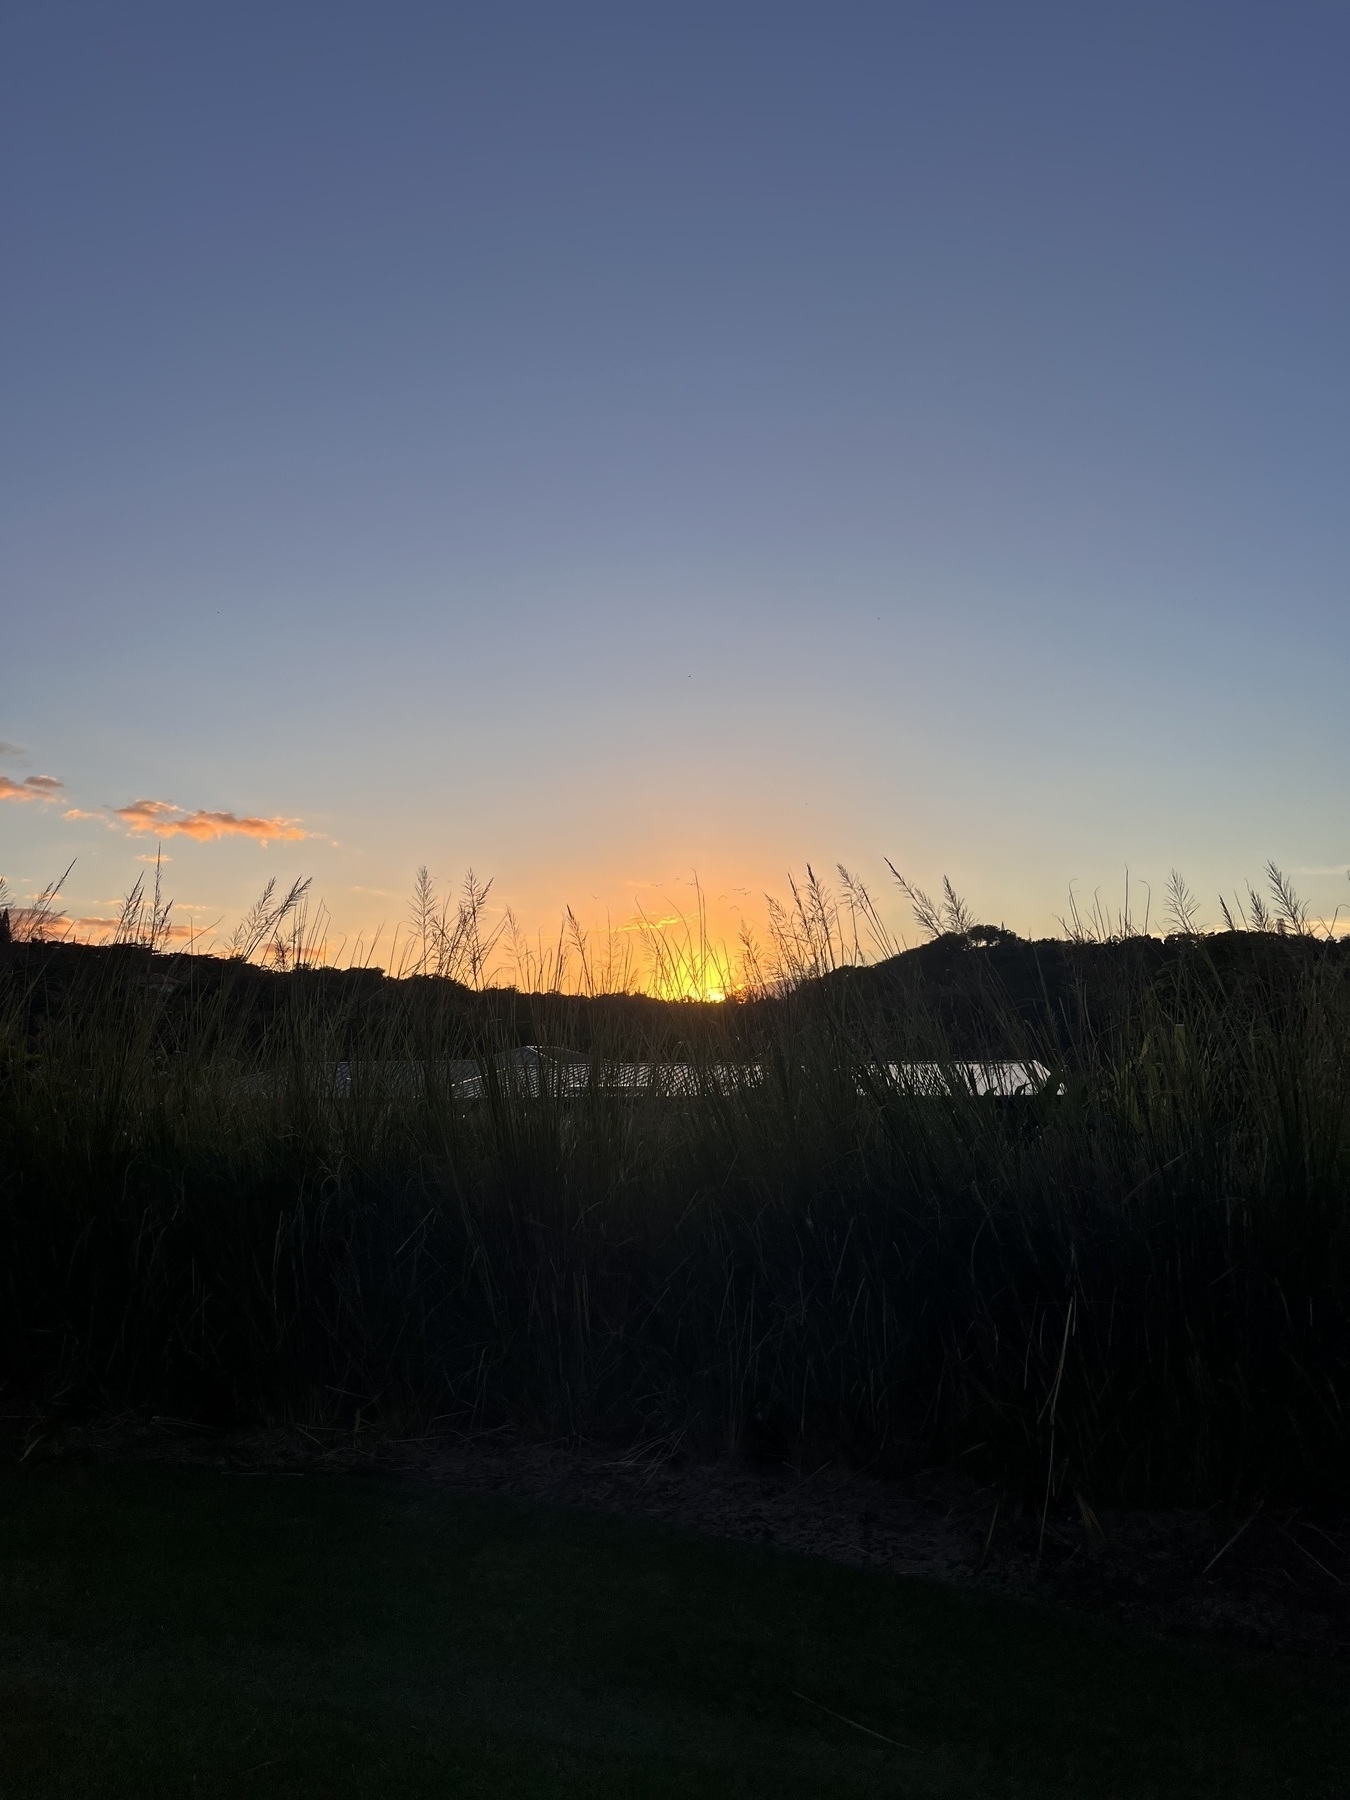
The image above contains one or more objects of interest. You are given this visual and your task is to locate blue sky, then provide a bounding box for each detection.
[2,1,1346,968]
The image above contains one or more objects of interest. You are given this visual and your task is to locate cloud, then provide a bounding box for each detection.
[616,912,684,932]
[62,808,102,821]
[67,915,198,943]
[0,772,64,803]
[5,908,73,939]
[113,797,311,844]
[0,741,24,757]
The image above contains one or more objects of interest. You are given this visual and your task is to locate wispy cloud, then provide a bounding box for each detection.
[0,741,25,757]
[67,915,199,943]
[616,912,684,932]
[62,808,102,821]
[64,915,118,937]
[0,772,64,803]
[3,909,71,939]
[113,798,311,844]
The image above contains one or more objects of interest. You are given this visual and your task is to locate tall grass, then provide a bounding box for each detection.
[0,866,1347,1511]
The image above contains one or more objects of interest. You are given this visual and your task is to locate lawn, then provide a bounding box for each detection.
[0,1464,1345,1797]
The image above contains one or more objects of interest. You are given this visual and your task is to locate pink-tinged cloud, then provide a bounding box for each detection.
[5,909,72,940]
[70,915,198,942]
[113,797,310,844]
[0,772,64,802]
[63,808,102,821]
[66,916,120,938]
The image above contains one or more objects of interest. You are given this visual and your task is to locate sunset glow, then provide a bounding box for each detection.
[1,5,1345,980]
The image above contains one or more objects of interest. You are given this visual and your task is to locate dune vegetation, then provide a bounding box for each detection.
[0,861,1346,1513]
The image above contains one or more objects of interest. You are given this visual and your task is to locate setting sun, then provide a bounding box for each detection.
[645,965,732,1004]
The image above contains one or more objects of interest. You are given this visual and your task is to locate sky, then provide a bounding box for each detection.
[2,1,1347,981]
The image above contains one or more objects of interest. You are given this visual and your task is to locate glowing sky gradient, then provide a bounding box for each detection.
[3,2,1347,972]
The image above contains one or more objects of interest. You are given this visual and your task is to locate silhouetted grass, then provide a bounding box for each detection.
[1,893,1347,1512]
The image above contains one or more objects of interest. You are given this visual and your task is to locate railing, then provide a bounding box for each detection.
[233,1050,1059,1102]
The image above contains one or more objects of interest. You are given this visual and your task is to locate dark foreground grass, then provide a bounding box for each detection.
[0,1466,1346,1799]
[5,923,1348,1510]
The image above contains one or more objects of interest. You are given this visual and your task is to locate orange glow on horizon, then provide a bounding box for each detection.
[646,968,731,1004]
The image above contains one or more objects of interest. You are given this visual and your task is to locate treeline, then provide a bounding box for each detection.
[3,924,1346,1058]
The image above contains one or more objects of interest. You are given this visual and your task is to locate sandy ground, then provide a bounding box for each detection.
[11,1416,1348,1659]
